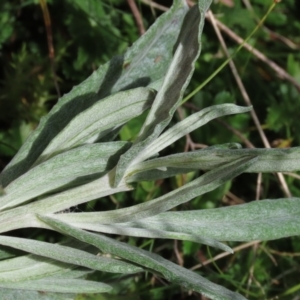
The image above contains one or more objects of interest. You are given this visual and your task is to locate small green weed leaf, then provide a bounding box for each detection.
[70,0,106,24]
[132,198,300,242]
[38,215,246,300]
[0,0,188,187]
[0,279,112,294]
[182,240,199,256]
[0,142,130,210]
[114,2,211,187]
[53,156,257,225]
[0,236,142,274]
[128,104,251,167]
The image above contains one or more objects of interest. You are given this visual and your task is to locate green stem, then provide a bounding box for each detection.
[181,1,278,105]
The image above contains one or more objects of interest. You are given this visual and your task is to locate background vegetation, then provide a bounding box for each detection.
[0,0,300,299]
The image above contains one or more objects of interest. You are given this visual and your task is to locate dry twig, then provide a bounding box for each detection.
[207,10,291,198]
[39,0,61,98]
[190,240,261,270]
[127,0,146,35]
[242,0,300,50]
[206,14,300,92]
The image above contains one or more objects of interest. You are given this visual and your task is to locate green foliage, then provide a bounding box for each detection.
[0,0,300,299]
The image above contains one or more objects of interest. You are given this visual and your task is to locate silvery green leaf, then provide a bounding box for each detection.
[127,144,243,183]
[0,206,45,233]
[0,255,73,282]
[0,240,96,282]
[133,198,300,242]
[0,173,131,232]
[0,288,74,300]
[53,156,257,225]
[0,0,189,187]
[0,254,65,273]
[127,104,251,168]
[114,3,209,187]
[227,147,300,173]
[38,215,246,300]
[0,142,130,210]
[128,167,195,183]
[133,146,300,174]
[0,236,142,274]
[34,88,155,165]
[110,0,189,92]
[46,268,93,279]
[51,223,232,253]
[0,279,112,294]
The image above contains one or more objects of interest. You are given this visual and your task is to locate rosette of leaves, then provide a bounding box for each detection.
[0,1,300,299]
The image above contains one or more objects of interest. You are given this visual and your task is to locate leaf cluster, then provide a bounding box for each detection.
[0,0,300,299]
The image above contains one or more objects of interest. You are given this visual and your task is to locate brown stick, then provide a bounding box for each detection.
[140,0,168,11]
[206,14,300,93]
[207,10,291,198]
[39,0,61,98]
[127,0,146,35]
[190,240,261,270]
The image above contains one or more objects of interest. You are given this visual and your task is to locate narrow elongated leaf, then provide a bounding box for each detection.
[0,253,67,273]
[128,167,195,182]
[114,3,211,187]
[132,146,300,174]
[54,156,257,225]
[0,269,95,299]
[0,173,130,233]
[34,88,155,165]
[46,267,93,279]
[0,240,96,282]
[0,236,142,274]
[0,206,47,233]
[128,104,251,165]
[110,0,189,92]
[38,215,247,300]
[127,144,244,182]
[0,142,130,210]
[0,256,73,282]
[134,5,204,143]
[0,0,189,187]
[0,288,74,300]
[0,279,112,294]
[125,198,300,241]
[48,223,232,253]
